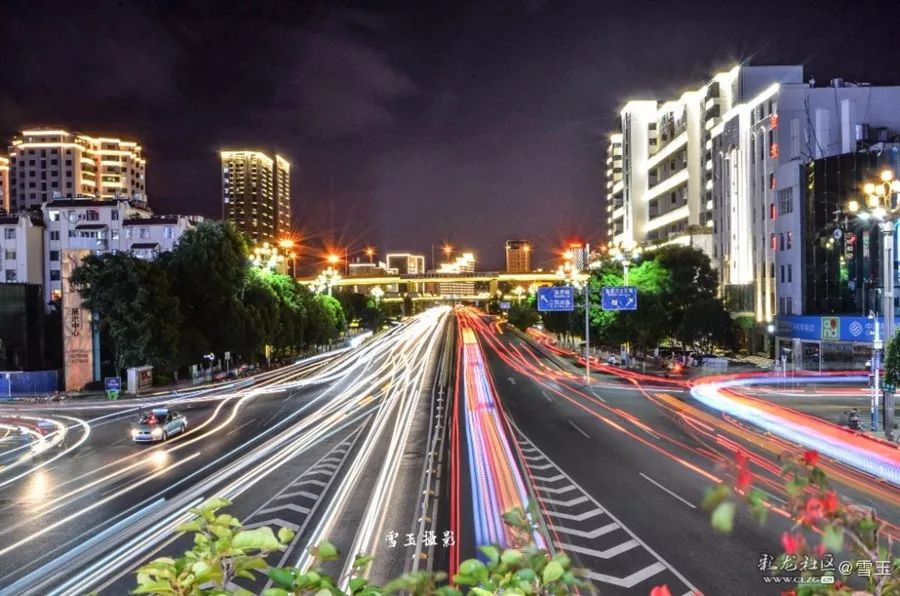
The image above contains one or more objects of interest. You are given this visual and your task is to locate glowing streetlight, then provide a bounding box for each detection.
[847,168,900,438]
[251,242,285,272]
[315,266,342,297]
[442,244,454,262]
[327,254,340,265]
[512,285,525,305]
[370,285,384,305]
[365,247,375,263]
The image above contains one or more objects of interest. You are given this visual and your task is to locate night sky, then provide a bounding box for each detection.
[2,0,898,270]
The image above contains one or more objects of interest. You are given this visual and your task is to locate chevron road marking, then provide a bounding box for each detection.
[258,503,310,516]
[532,473,565,483]
[539,494,589,507]
[551,522,619,539]
[277,490,319,501]
[546,508,605,522]
[583,562,668,588]
[558,539,640,559]
[245,518,299,531]
[536,484,578,495]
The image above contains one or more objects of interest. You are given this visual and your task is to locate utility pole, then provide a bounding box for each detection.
[872,311,881,432]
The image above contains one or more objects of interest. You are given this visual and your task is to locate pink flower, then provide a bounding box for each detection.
[735,467,752,491]
[801,497,824,525]
[822,491,839,515]
[649,586,673,596]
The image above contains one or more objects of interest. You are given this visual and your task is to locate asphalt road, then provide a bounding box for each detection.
[459,311,899,595]
[0,307,453,596]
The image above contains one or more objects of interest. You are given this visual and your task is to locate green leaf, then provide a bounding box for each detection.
[514,568,536,582]
[176,521,202,533]
[452,573,475,586]
[711,501,736,533]
[353,554,375,569]
[277,527,295,544]
[268,567,297,588]
[232,527,282,551]
[701,483,731,510]
[543,560,564,583]
[261,590,290,596]
[458,559,486,577]
[471,588,493,596]
[131,580,176,594]
[349,577,368,593]
[479,545,500,566]
[312,540,339,561]
[501,549,524,565]
[822,524,844,552]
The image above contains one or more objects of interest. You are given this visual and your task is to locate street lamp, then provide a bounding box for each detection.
[557,244,592,384]
[442,244,453,262]
[315,266,342,297]
[848,168,900,439]
[608,239,642,285]
[251,242,285,272]
[365,247,376,264]
[512,285,525,305]
[278,239,297,277]
[370,285,384,305]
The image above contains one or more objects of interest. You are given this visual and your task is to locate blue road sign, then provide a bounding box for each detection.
[499,301,511,310]
[537,286,575,312]
[105,376,122,391]
[602,286,638,311]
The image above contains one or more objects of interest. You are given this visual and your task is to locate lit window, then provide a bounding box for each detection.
[769,203,776,219]
[770,233,776,250]
[787,232,792,250]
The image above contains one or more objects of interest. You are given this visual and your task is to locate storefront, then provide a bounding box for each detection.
[774,314,899,371]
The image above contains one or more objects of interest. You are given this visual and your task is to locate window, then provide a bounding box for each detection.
[769,173,776,189]
[4,250,16,260]
[770,263,775,278]
[770,233,776,250]
[139,228,150,239]
[164,227,173,239]
[778,187,794,215]
[49,250,59,261]
[111,210,119,221]
[50,231,59,241]
[5,270,16,282]
[787,232,792,250]
[788,264,792,283]
[779,234,785,251]
[125,227,133,239]
[4,229,15,240]
[50,269,60,281]
[770,203,776,219]
[780,265,785,283]
[84,210,100,221]
[111,229,119,240]
[790,118,800,159]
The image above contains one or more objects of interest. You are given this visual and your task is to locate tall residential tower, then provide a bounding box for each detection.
[221,150,291,244]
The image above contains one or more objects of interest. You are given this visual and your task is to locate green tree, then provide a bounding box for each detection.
[166,221,249,361]
[678,296,738,353]
[304,294,346,347]
[883,330,900,388]
[507,302,541,332]
[72,253,182,377]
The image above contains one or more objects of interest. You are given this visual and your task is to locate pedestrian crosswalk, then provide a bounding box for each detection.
[515,430,698,595]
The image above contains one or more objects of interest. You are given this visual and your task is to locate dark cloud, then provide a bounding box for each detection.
[3,0,900,269]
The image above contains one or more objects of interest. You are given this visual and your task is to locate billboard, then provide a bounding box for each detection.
[62,249,93,391]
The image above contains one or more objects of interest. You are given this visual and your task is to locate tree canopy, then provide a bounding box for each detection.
[72,221,347,378]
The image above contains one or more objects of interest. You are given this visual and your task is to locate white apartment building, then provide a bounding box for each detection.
[437,253,476,297]
[771,82,900,317]
[37,198,200,306]
[0,214,44,284]
[7,129,147,212]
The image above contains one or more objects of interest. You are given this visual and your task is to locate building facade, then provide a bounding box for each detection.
[0,214,45,285]
[0,156,9,213]
[385,252,426,275]
[505,240,531,273]
[437,253,476,297]
[609,64,900,353]
[221,151,291,244]
[6,129,146,212]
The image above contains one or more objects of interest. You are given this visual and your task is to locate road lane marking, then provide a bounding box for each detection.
[277,490,319,500]
[584,562,668,588]
[588,387,607,403]
[539,494,589,507]
[558,539,640,559]
[245,518,299,531]
[533,473,565,482]
[639,473,697,509]
[541,391,552,402]
[567,420,591,439]
[226,418,257,435]
[552,522,619,539]
[546,508,605,522]
[258,503,310,516]
[537,484,578,495]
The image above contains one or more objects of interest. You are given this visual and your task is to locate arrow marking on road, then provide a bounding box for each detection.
[639,473,696,509]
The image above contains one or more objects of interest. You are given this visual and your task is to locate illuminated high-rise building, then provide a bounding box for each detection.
[505,240,531,273]
[7,129,147,212]
[221,150,291,244]
[0,156,9,213]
